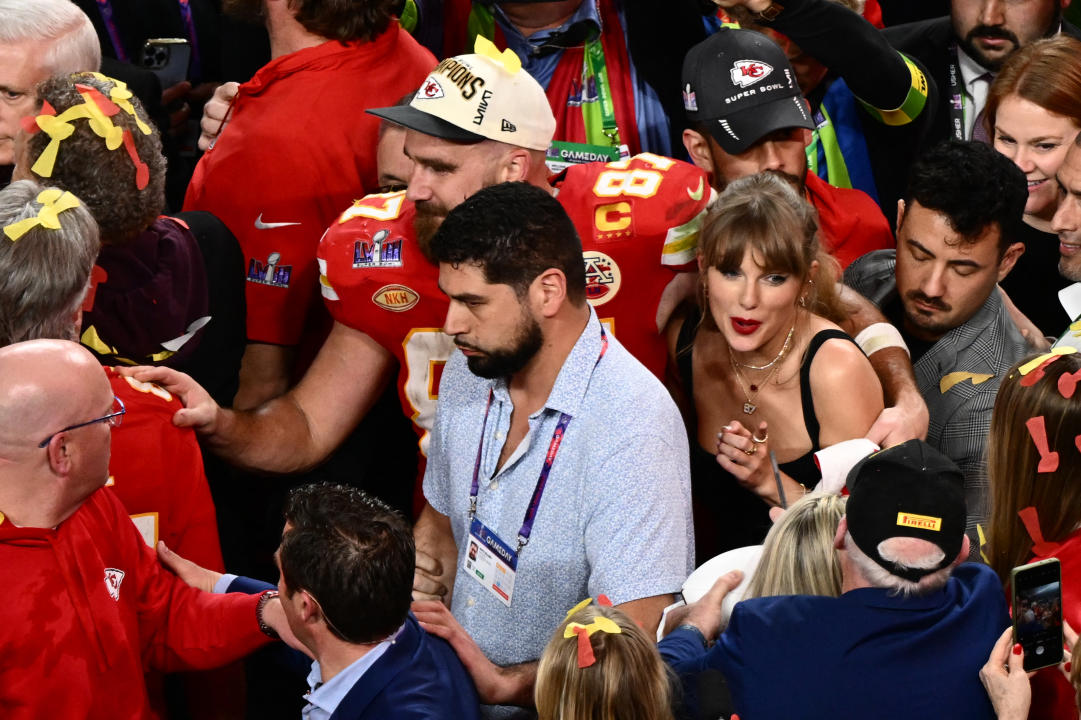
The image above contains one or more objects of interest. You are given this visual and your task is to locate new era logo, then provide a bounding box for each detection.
[730,60,773,88]
[501,119,517,133]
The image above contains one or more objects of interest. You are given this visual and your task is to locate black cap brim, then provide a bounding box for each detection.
[366,105,486,145]
[700,95,814,155]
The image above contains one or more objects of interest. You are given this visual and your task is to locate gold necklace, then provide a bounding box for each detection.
[736,325,795,370]
[728,325,795,414]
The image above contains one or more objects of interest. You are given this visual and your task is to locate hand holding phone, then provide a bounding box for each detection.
[1011,558,1064,672]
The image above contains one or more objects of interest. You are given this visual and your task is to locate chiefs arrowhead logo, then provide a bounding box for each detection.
[104,568,125,601]
[730,60,773,88]
[418,78,444,100]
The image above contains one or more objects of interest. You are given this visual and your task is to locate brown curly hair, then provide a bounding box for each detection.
[23,73,165,245]
[290,0,399,42]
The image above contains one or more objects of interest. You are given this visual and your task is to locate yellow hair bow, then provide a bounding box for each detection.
[3,189,81,241]
[474,35,522,75]
[563,616,622,639]
[1019,346,1077,376]
[564,616,621,668]
[80,92,125,150]
[87,72,152,135]
[31,106,90,178]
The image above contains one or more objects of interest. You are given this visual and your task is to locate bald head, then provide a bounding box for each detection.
[0,340,112,526]
[0,339,109,450]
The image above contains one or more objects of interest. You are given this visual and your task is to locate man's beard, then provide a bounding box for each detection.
[712,160,806,196]
[959,2,1059,71]
[222,0,265,24]
[415,200,448,262]
[959,25,1022,71]
[902,289,954,338]
[1059,255,1081,283]
[457,312,544,379]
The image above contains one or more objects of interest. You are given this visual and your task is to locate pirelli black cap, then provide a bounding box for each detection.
[845,439,967,583]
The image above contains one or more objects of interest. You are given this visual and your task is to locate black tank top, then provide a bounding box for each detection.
[676,308,858,558]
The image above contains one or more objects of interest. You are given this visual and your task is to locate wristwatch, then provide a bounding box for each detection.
[756,1,784,20]
[257,590,281,640]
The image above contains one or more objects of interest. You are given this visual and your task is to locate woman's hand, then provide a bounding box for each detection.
[979,627,1032,720]
[716,420,775,500]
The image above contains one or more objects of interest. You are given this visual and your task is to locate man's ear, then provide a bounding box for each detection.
[534,268,568,318]
[895,199,906,240]
[499,147,532,183]
[298,590,320,624]
[833,515,848,550]
[46,434,74,476]
[799,125,813,149]
[997,241,1025,282]
[683,129,714,174]
[954,535,972,566]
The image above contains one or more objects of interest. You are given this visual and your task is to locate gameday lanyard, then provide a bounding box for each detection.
[582,37,621,149]
[95,0,129,62]
[468,326,608,555]
[946,43,968,142]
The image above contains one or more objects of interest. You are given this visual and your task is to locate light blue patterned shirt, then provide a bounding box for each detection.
[423,308,693,718]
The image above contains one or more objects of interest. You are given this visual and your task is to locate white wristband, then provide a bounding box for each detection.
[854,322,909,357]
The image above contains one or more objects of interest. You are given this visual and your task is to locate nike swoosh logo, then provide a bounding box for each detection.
[686,177,704,202]
[254,214,301,230]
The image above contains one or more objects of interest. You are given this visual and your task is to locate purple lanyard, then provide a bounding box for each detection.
[96,0,129,62]
[175,0,203,80]
[469,326,608,554]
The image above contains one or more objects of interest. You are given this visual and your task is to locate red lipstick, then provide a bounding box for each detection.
[731,317,761,335]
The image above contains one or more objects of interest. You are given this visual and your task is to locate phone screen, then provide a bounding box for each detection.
[1012,559,1064,672]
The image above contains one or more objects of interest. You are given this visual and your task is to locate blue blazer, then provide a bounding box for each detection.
[228,576,481,720]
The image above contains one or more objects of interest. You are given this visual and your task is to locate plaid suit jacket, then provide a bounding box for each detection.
[846,250,1029,551]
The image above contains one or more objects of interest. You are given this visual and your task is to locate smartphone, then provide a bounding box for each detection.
[141,38,191,88]
[1011,558,1064,672]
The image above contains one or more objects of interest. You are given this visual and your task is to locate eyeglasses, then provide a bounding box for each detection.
[38,395,126,448]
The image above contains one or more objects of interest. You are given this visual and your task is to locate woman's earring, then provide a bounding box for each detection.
[799,295,807,307]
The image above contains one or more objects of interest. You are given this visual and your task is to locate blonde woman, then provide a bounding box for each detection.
[536,603,674,720]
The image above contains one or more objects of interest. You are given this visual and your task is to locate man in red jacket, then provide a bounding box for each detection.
[0,339,290,719]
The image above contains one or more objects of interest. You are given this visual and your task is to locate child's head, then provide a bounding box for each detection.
[535,601,674,720]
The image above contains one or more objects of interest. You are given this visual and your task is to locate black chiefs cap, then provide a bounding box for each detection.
[845,440,968,583]
[681,28,813,154]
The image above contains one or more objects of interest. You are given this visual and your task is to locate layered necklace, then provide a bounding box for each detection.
[728,325,795,415]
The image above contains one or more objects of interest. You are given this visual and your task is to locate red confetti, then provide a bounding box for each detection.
[1059,369,1081,399]
[574,626,595,668]
[121,130,149,190]
[1025,416,1060,473]
[1018,506,1060,556]
[76,85,120,116]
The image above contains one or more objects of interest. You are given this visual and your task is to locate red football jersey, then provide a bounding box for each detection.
[105,368,224,572]
[554,153,710,374]
[317,155,709,455]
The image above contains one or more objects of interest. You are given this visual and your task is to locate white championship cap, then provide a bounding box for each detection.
[368,36,556,152]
